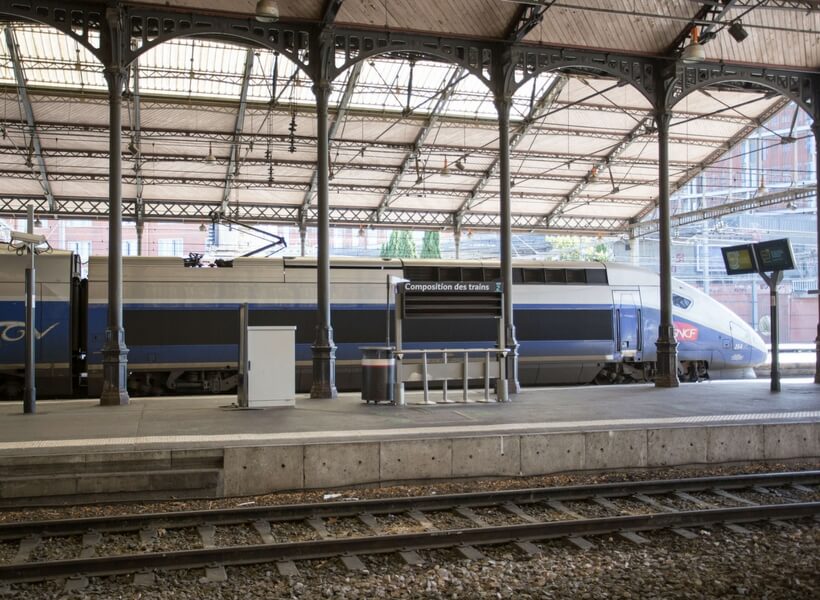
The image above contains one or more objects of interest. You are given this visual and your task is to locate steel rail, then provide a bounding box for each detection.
[0,471,816,541]
[0,502,817,584]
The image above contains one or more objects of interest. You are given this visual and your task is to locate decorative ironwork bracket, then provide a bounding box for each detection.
[329,26,494,87]
[508,44,658,106]
[667,63,817,115]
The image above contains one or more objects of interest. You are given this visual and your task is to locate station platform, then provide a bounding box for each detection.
[0,379,818,505]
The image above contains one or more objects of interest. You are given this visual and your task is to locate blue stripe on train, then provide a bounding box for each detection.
[86,303,762,369]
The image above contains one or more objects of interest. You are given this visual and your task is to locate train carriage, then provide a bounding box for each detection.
[0,249,83,398]
[1,251,768,398]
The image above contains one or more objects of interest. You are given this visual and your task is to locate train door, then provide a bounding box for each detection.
[613,290,642,358]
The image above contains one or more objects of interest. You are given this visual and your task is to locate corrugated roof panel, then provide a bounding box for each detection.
[339,0,516,39]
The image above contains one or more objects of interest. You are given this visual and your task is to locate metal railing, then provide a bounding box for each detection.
[396,347,509,405]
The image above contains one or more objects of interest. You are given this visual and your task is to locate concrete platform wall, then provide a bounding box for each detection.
[222,421,820,497]
[2,422,817,503]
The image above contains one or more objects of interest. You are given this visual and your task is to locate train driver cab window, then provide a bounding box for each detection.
[673,294,692,309]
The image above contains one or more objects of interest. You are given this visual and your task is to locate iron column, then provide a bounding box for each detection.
[814,121,819,384]
[23,205,35,413]
[100,64,130,405]
[495,94,519,395]
[655,106,679,387]
[310,79,338,399]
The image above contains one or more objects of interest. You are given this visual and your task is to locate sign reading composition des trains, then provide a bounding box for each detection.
[399,281,503,294]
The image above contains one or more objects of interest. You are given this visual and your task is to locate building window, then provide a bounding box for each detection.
[158,239,183,256]
[69,241,92,263]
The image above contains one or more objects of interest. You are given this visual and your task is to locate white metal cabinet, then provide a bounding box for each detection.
[239,325,296,408]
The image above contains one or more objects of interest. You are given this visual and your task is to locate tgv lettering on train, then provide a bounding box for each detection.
[0,321,59,343]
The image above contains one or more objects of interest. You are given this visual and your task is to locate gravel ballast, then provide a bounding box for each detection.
[1,462,817,599]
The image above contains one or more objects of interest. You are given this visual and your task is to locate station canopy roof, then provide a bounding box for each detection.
[0,1,817,235]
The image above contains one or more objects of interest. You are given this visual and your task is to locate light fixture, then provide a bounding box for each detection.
[127,138,139,155]
[199,223,207,232]
[441,157,451,177]
[10,230,46,245]
[786,201,797,211]
[255,0,279,23]
[205,142,216,163]
[455,158,466,171]
[756,175,766,196]
[728,20,748,43]
[34,217,43,228]
[681,26,706,64]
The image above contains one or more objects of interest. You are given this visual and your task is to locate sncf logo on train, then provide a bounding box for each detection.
[673,322,699,342]
[400,281,503,294]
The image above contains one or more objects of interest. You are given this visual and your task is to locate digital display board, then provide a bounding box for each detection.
[721,244,758,275]
[754,238,795,272]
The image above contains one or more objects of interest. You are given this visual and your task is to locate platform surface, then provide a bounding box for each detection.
[1,378,818,455]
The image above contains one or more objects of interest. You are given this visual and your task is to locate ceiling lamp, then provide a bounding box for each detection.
[199,223,207,232]
[728,20,748,43]
[681,26,706,64]
[441,157,451,177]
[205,142,217,163]
[255,0,279,23]
[127,138,139,156]
[455,158,466,171]
[34,217,43,228]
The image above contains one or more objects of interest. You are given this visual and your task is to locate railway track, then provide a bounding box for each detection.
[0,471,817,589]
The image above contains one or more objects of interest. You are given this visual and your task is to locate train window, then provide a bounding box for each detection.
[522,269,546,283]
[483,267,501,282]
[585,269,608,284]
[512,268,524,283]
[438,266,461,281]
[673,294,692,309]
[404,266,437,281]
[566,269,586,284]
[461,267,484,282]
[544,269,566,284]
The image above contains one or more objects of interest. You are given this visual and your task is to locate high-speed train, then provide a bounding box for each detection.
[0,250,767,398]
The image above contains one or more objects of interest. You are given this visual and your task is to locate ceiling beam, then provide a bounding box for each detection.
[3,25,55,211]
[128,57,143,211]
[0,148,656,188]
[666,2,714,55]
[321,0,346,27]
[0,195,630,235]
[220,48,254,213]
[506,1,553,43]
[0,84,762,127]
[544,114,653,226]
[0,169,659,205]
[632,95,791,223]
[300,60,363,213]
[372,66,466,222]
[631,184,816,238]
[455,74,566,220]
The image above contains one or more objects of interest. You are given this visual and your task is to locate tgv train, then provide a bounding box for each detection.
[0,250,767,398]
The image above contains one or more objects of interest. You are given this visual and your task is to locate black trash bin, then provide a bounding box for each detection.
[360,346,395,404]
